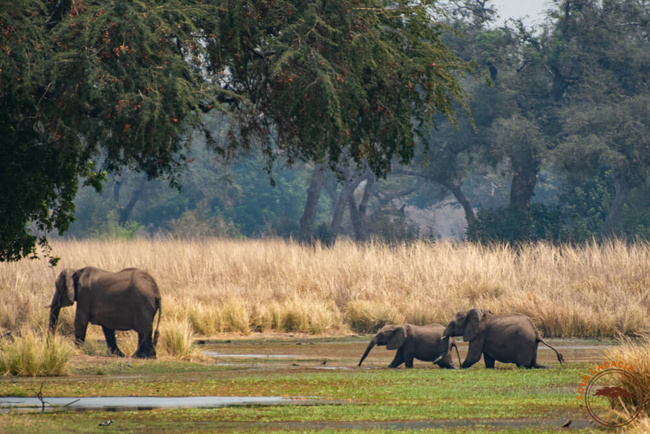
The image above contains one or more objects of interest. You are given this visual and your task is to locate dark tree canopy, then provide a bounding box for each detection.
[1,0,471,262]
[1,0,209,263]
[207,1,472,176]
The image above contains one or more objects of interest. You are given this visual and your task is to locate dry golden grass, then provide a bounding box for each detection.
[606,336,650,422]
[0,328,74,376]
[156,319,204,361]
[1,238,650,340]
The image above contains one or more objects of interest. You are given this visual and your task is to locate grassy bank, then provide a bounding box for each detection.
[0,356,587,432]
[1,238,649,339]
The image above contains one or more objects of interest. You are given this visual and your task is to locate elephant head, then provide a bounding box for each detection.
[358,324,408,366]
[48,269,76,331]
[443,308,491,342]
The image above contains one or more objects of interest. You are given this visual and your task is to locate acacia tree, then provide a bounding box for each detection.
[206,1,473,244]
[208,1,472,174]
[1,0,472,260]
[1,0,212,263]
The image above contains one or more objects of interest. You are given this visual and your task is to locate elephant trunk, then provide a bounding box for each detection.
[49,304,61,332]
[358,339,376,367]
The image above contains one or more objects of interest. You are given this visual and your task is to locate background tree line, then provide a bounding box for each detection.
[2,0,650,257]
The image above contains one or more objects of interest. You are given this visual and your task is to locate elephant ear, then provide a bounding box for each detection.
[386,325,407,350]
[463,309,484,342]
[55,269,76,307]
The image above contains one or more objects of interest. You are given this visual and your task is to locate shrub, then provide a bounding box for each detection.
[0,330,73,376]
[467,204,567,244]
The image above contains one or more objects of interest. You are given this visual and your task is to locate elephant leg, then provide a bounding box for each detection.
[388,348,404,368]
[530,345,546,368]
[483,353,495,369]
[134,332,156,359]
[102,326,125,357]
[461,342,483,369]
[403,348,415,369]
[73,311,90,347]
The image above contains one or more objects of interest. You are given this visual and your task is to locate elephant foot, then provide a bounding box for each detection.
[134,352,156,359]
[436,363,456,369]
[109,348,125,357]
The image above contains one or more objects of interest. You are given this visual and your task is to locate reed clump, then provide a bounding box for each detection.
[0,329,74,376]
[157,320,203,361]
[1,238,649,339]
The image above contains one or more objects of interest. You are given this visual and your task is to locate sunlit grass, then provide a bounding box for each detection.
[605,336,650,426]
[1,238,650,338]
[157,320,203,361]
[0,329,74,376]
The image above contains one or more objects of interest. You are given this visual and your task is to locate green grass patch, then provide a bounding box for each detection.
[0,362,591,432]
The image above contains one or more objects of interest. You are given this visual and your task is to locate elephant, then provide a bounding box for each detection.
[434,308,564,369]
[48,267,162,358]
[358,323,461,369]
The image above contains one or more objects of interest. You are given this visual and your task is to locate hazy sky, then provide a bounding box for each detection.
[490,0,553,25]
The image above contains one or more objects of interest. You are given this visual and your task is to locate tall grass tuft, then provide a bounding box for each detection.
[157,320,202,361]
[624,416,650,433]
[0,330,74,376]
[605,336,650,418]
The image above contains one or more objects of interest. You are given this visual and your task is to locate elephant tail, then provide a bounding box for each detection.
[538,338,564,364]
[152,298,162,348]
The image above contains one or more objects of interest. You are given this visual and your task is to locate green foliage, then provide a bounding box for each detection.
[367,213,419,244]
[1,0,212,262]
[90,212,143,240]
[3,1,471,260]
[467,204,566,244]
[169,208,241,239]
[211,0,472,176]
[558,171,612,241]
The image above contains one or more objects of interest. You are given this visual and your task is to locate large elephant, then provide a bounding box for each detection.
[358,323,460,369]
[434,308,564,369]
[48,267,162,358]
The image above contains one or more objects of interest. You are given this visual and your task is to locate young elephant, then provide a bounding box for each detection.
[358,323,461,369]
[435,309,564,369]
[48,267,162,358]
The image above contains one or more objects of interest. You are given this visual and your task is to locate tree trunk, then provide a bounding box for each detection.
[441,179,476,227]
[298,165,324,243]
[330,169,367,239]
[119,175,148,225]
[508,153,539,210]
[348,194,364,241]
[603,170,628,237]
[348,171,374,242]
